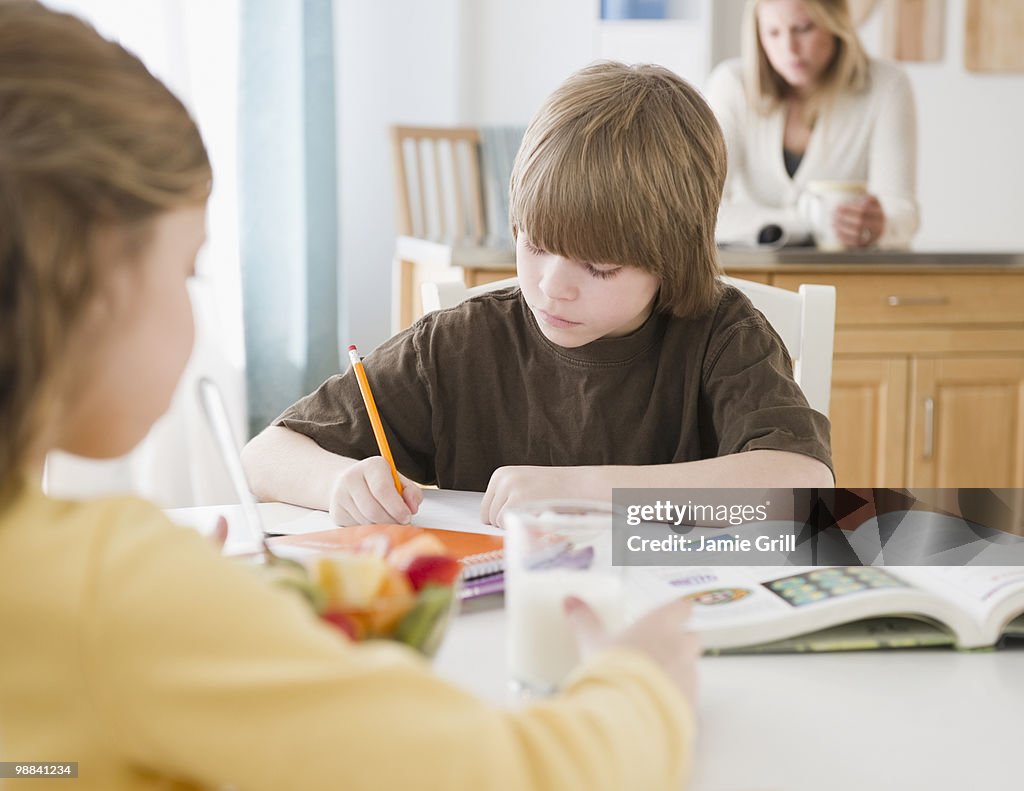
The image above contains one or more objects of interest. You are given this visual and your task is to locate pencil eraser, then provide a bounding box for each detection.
[347,344,357,352]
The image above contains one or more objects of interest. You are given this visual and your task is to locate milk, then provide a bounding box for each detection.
[507,568,625,693]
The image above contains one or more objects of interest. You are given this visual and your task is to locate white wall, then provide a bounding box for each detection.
[457,0,597,125]
[856,0,1024,251]
[336,0,462,350]
[343,0,1024,345]
[452,0,1024,252]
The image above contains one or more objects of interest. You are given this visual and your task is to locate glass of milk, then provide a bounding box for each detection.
[505,500,625,697]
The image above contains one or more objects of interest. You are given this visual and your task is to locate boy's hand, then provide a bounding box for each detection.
[481,465,606,527]
[566,595,700,706]
[328,457,423,526]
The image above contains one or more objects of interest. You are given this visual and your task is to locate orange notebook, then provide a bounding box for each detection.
[269,524,504,579]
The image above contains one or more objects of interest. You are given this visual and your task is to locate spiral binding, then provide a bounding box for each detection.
[461,549,504,580]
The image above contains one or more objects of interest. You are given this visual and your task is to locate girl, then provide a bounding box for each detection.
[0,4,697,789]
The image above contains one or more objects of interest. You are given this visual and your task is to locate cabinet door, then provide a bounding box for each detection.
[908,357,1024,487]
[829,358,909,487]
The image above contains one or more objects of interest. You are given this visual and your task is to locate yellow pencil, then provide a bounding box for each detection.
[347,344,404,495]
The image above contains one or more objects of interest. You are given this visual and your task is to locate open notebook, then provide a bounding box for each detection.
[270,489,495,537]
[268,490,504,582]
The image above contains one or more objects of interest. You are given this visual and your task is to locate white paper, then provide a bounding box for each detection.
[269,488,501,536]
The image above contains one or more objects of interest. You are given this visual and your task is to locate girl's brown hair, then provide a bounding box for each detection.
[0,2,211,504]
[742,0,870,123]
[509,61,726,320]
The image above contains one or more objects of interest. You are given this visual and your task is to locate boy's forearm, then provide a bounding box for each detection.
[581,450,835,495]
[240,426,355,509]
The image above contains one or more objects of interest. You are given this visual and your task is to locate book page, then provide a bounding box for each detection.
[634,565,914,622]
[630,565,978,650]
[894,567,1024,634]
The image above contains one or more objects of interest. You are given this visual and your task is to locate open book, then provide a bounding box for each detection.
[638,566,1024,653]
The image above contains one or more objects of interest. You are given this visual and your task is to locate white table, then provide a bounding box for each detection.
[169,503,1024,791]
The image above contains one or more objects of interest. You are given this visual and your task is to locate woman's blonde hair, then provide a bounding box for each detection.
[742,0,870,121]
[509,61,726,320]
[0,2,211,504]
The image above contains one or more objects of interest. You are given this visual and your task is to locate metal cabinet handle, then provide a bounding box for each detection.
[887,295,950,307]
[923,397,935,460]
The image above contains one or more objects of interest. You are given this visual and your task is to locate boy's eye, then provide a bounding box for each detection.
[524,239,546,256]
[584,263,621,280]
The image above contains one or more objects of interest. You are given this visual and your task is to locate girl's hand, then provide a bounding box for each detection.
[211,515,229,550]
[833,194,886,248]
[328,457,423,526]
[566,595,700,706]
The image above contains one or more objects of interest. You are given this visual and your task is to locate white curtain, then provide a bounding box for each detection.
[42,0,247,507]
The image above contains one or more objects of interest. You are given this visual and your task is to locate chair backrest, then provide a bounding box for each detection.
[390,125,486,245]
[422,275,836,416]
[720,276,836,416]
[421,277,519,314]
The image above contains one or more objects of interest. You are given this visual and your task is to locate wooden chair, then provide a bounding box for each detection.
[422,275,837,416]
[390,126,516,332]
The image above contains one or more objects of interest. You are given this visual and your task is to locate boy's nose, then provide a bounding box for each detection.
[538,258,579,301]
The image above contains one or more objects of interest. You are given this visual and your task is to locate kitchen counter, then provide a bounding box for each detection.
[719,248,1024,273]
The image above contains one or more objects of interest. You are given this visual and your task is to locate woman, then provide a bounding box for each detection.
[708,0,919,249]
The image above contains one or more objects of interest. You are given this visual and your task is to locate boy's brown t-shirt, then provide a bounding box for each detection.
[275,286,832,490]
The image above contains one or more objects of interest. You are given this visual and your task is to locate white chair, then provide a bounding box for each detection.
[420,276,519,314]
[720,276,835,416]
[421,275,836,416]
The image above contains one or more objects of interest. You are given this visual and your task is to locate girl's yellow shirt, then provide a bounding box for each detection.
[0,487,692,790]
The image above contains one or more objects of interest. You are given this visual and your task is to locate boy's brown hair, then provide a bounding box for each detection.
[509,61,726,319]
[0,2,211,504]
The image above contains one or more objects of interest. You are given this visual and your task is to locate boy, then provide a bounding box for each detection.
[242,62,833,527]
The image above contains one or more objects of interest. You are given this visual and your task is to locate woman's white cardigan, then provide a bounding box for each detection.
[705,58,920,249]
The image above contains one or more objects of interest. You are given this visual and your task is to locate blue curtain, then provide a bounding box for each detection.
[239,0,340,437]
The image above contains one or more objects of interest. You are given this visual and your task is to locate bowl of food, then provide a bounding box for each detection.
[265,528,462,657]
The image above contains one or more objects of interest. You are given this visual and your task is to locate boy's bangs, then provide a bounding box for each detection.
[514,146,659,272]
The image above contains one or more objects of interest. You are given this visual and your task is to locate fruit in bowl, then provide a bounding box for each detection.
[265,528,462,657]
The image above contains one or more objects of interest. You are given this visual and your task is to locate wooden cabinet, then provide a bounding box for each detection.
[906,357,1024,487]
[765,266,1024,488]
[829,357,908,486]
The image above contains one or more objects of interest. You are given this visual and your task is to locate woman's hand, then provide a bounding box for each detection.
[833,194,886,248]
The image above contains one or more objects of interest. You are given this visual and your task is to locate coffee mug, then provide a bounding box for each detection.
[798,180,867,251]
